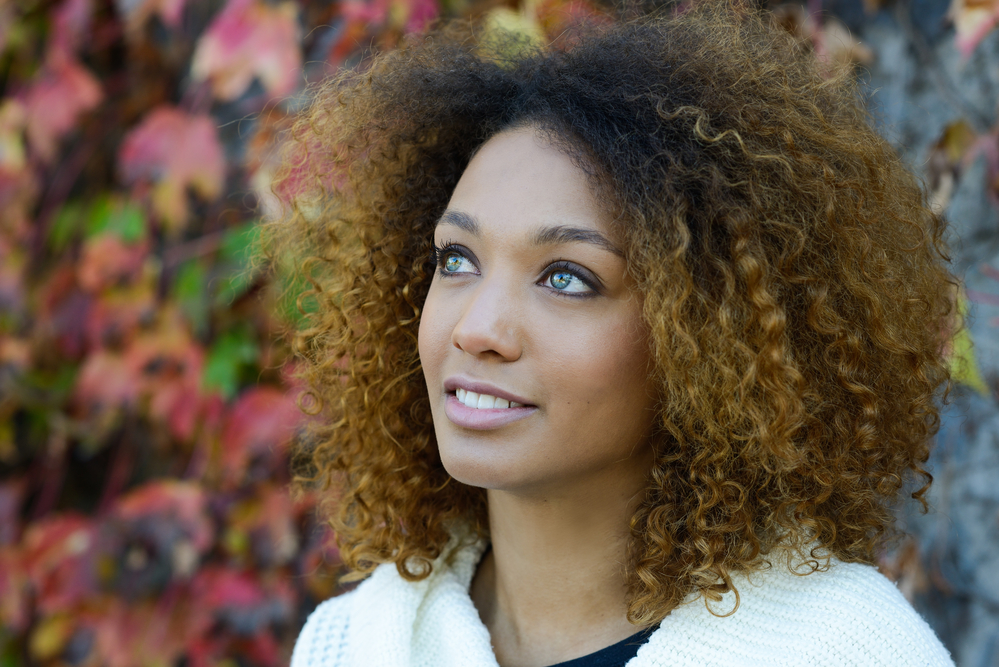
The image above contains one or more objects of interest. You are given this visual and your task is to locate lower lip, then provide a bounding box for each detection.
[444,393,537,430]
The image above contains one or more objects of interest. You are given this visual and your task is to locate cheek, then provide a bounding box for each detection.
[418,283,449,379]
[544,312,654,441]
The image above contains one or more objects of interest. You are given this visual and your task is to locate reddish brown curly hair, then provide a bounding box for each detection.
[266,3,955,624]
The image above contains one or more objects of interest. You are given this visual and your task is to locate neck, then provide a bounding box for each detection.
[470,461,651,667]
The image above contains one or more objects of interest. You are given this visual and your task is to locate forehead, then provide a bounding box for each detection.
[443,128,613,240]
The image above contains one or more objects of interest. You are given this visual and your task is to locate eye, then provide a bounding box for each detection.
[543,264,595,295]
[434,242,478,276]
[444,253,473,273]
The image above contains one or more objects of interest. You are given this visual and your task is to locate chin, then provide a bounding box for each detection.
[438,441,542,492]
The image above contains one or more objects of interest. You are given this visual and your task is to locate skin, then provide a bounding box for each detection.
[418,128,659,667]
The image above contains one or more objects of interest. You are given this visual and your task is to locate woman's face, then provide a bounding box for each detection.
[418,128,658,495]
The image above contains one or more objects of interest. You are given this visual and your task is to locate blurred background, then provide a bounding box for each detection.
[1,0,998,665]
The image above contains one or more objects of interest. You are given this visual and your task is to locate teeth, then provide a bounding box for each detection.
[454,388,524,409]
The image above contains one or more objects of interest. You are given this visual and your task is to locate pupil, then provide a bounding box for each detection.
[552,272,571,289]
[445,255,461,271]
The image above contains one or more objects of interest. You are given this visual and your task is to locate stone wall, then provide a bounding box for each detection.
[834,1,999,663]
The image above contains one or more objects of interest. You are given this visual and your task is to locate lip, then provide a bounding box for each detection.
[442,377,534,407]
[444,394,537,430]
[441,376,537,431]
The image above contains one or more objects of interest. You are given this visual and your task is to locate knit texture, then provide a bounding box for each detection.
[290,538,954,667]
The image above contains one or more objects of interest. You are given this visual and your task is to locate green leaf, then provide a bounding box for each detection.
[84,197,146,243]
[49,202,85,252]
[215,223,261,306]
[202,328,260,399]
[175,261,210,336]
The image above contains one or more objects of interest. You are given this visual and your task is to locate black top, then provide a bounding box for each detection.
[545,625,658,667]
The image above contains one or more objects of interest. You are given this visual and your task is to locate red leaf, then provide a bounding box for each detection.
[191,566,294,631]
[191,0,302,102]
[220,387,300,485]
[21,54,102,162]
[89,593,214,667]
[123,317,214,440]
[118,107,225,232]
[22,514,99,615]
[113,481,213,553]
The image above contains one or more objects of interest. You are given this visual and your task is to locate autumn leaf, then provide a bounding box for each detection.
[190,0,302,102]
[191,566,294,634]
[113,481,213,554]
[0,546,29,632]
[77,234,149,293]
[813,16,874,68]
[22,514,99,615]
[86,282,156,351]
[123,314,214,440]
[950,0,999,57]
[0,99,27,176]
[118,106,225,233]
[220,386,300,485]
[88,594,214,667]
[20,54,102,162]
[224,484,297,566]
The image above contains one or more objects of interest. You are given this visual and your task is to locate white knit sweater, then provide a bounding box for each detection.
[290,538,954,667]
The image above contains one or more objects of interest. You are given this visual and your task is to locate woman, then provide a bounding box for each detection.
[275,4,956,665]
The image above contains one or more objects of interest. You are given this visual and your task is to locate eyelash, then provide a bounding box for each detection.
[430,242,599,297]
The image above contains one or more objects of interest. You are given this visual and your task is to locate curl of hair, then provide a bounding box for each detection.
[265,4,955,624]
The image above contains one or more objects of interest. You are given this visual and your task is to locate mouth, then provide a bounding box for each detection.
[442,378,537,430]
[453,387,526,410]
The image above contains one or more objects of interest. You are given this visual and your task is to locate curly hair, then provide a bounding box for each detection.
[266,3,955,624]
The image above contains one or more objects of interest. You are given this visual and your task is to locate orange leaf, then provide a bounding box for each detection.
[118,107,225,232]
[191,0,302,102]
[77,234,148,293]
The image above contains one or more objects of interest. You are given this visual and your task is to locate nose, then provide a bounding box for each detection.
[450,278,522,361]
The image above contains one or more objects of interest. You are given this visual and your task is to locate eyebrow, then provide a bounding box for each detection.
[436,210,623,256]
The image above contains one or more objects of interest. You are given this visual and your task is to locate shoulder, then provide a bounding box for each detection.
[751,561,952,665]
[289,588,357,667]
[637,560,954,667]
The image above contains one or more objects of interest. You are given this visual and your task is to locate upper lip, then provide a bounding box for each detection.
[443,377,535,406]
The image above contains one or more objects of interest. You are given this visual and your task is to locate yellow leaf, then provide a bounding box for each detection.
[29,614,74,661]
[478,6,545,64]
[949,296,989,394]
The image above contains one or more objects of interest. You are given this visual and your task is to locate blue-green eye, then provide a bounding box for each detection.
[547,269,590,293]
[440,250,475,274]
